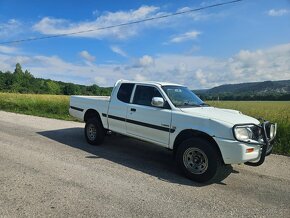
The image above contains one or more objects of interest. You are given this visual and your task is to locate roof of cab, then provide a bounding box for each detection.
[116,79,184,87]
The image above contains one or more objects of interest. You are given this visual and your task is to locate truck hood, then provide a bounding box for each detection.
[180,107,259,125]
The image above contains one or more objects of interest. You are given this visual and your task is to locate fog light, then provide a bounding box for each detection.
[246,148,254,153]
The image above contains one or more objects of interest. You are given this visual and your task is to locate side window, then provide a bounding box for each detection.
[117,83,135,103]
[133,85,162,107]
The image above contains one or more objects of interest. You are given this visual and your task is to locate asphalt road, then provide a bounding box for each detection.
[0,111,289,217]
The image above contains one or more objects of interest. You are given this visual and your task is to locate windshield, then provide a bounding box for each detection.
[162,85,207,108]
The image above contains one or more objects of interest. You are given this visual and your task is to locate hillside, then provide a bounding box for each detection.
[195,80,290,100]
[208,80,290,94]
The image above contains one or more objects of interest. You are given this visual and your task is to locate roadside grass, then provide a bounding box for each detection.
[0,93,289,155]
[0,93,75,121]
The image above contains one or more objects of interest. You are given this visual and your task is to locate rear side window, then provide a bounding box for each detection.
[117,83,135,103]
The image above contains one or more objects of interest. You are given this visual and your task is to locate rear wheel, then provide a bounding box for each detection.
[85,118,105,145]
[176,138,224,183]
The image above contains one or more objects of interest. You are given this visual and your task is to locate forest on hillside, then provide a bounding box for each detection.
[0,63,112,95]
[196,80,290,101]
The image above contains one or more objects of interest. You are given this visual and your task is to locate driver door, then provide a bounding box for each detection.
[126,85,172,146]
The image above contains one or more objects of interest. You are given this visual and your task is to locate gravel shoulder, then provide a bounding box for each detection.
[0,111,289,217]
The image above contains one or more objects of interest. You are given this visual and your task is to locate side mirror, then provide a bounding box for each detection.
[151,97,164,107]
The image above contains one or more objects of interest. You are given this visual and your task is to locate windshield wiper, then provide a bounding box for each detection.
[183,102,201,107]
[200,103,210,107]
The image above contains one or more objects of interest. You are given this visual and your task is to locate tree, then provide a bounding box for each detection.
[45,80,61,94]
[63,83,80,95]
[24,70,33,78]
[0,71,4,91]
[14,63,23,75]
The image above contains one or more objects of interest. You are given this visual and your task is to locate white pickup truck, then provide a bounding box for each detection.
[69,80,277,183]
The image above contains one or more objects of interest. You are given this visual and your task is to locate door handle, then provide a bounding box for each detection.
[130,108,136,112]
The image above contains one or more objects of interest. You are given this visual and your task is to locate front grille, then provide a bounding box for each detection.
[250,125,262,141]
[264,122,271,139]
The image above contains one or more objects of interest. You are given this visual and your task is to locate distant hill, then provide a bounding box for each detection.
[207,80,290,94]
[194,80,290,101]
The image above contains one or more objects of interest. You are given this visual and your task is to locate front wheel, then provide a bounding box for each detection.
[176,138,224,183]
[85,118,105,145]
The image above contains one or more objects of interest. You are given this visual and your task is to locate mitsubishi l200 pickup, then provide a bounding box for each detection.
[69,80,277,183]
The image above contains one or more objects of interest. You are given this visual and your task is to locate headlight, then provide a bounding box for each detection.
[233,124,263,144]
[234,126,253,141]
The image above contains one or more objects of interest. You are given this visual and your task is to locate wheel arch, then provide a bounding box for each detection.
[173,129,224,163]
[84,109,103,127]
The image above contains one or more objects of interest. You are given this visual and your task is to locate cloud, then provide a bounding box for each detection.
[170,30,201,43]
[0,45,19,54]
[129,55,154,68]
[177,5,223,21]
[0,53,118,85]
[267,9,290,16]
[134,73,148,81]
[110,45,127,57]
[225,44,290,81]
[92,9,99,16]
[94,76,107,86]
[79,50,96,62]
[176,7,192,13]
[0,19,22,39]
[0,43,289,89]
[138,55,154,67]
[32,5,213,41]
[33,6,161,40]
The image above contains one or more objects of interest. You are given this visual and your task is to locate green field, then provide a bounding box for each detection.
[0,93,289,155]
[0,93,73,121]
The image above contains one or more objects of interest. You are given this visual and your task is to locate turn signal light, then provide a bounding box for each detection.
[246,148,254,153]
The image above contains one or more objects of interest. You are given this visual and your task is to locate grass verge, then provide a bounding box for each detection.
[0,93,75,121]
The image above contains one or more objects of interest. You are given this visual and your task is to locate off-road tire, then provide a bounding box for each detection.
[176,137,224,183]
[85,117,105,145]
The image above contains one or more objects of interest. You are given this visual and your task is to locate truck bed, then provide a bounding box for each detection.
[69,95,110,122]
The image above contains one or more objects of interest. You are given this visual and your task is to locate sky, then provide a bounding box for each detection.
[0,0,289,89]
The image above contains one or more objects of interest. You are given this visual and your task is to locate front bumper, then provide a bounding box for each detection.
[213,137,262,164]
[214,121,277,165]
